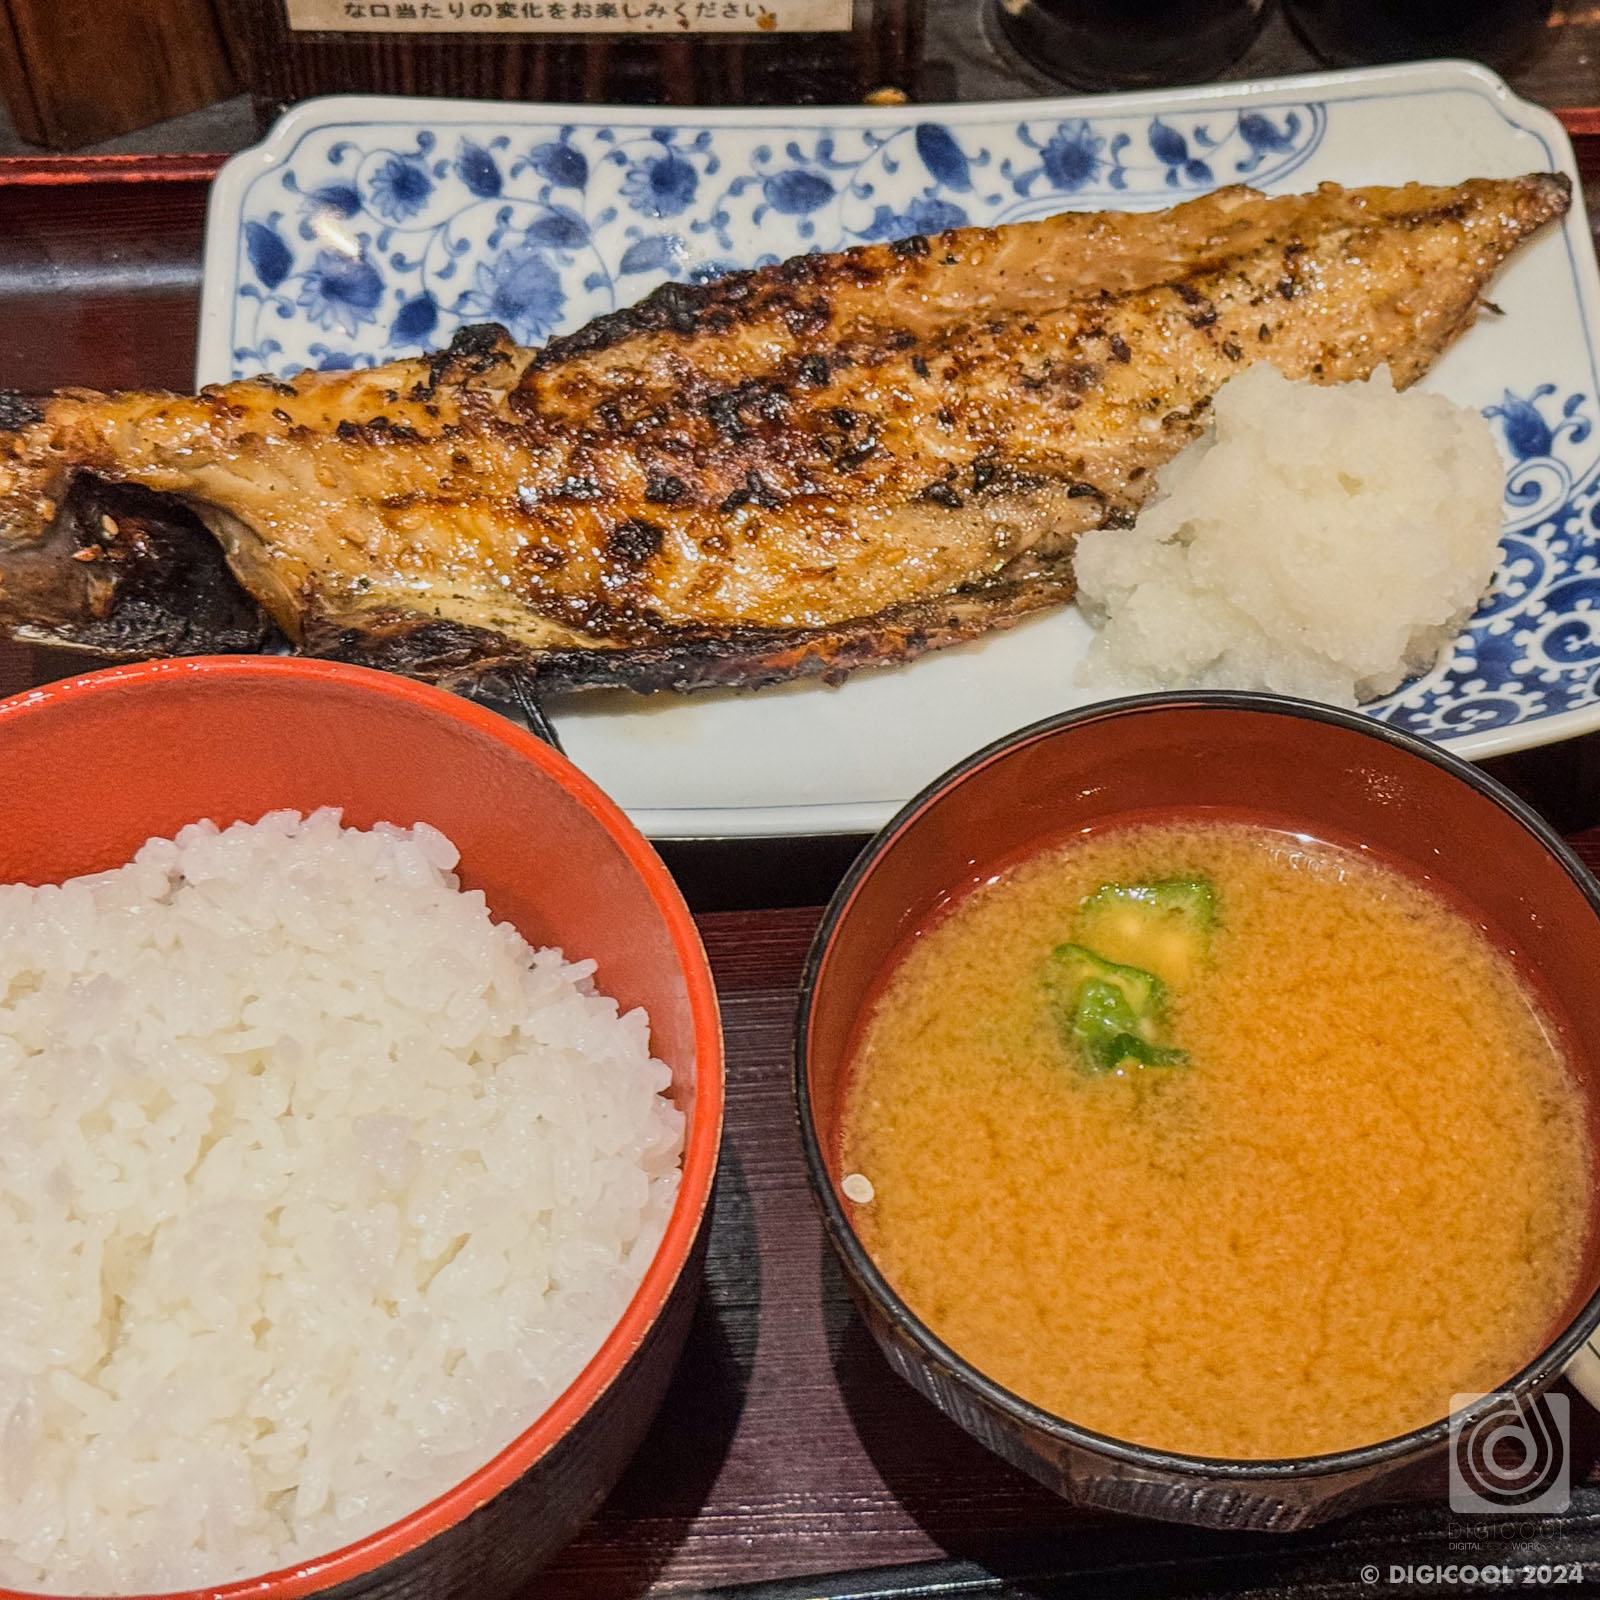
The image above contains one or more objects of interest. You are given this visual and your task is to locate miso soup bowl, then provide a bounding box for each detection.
[0,655,723,1600]
[795,693,1600,1532]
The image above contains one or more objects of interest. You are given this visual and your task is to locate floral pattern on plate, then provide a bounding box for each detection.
[223,105,1326,376]
[1373,387,1600,738]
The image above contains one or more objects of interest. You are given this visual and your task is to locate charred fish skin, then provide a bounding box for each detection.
[307,548,1080,695]
[0,174,1572,694]
[0,474,278,660]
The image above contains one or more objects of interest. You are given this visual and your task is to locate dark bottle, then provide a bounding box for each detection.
[214,0,923,122]
[993,0,1267,92]
[1283,0,1553,72]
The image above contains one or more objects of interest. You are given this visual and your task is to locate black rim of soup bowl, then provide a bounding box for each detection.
[793,690,1600,1517]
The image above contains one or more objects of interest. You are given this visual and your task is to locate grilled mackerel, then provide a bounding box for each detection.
[0,175,1570,694]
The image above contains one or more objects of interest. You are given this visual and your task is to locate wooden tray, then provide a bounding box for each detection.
[5,89,1600,1594]
[570,889,1600,1600]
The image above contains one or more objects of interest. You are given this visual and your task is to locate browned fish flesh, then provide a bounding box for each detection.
[0,174,1571,696]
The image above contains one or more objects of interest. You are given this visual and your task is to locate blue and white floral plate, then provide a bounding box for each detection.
[199,61,1600,837]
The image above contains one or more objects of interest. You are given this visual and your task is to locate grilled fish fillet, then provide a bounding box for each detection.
[0,174,1570,694]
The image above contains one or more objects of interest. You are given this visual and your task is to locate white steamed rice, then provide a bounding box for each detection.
[1073,364,1507,706]
[0,808,684,1594]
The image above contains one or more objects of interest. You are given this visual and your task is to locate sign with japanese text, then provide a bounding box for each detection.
[286,0,851,29]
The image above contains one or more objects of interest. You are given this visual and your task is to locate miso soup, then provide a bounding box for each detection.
[840,821,1591,1459]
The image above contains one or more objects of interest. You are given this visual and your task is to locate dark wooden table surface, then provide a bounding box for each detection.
[4,12,1600,1593]
[543,874,1600,1600]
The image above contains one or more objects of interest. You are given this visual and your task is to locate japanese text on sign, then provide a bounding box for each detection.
[285,0,851,31]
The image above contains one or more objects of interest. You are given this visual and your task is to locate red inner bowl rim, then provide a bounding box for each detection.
[0,655,725,1600]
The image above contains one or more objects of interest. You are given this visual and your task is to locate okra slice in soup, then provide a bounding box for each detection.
[1049,942,1166,1018]
[1075,877,1217,987]
[1045,944,1187,1075]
